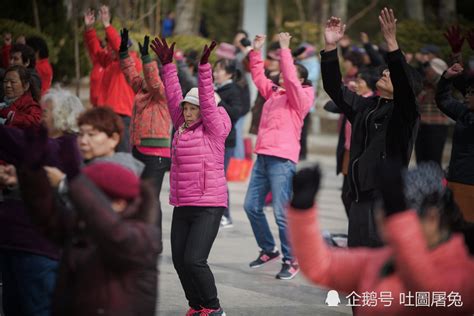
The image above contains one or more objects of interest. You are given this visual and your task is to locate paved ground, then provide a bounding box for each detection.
[158,153,353,316]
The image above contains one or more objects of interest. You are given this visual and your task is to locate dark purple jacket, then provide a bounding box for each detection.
[17,166,160,316]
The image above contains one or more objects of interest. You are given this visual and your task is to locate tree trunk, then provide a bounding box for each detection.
[155,0,161,36]
[73,15,81,97]
[269,0,283,31]
[294,0,307,41]
[307,0,318,23]
[331,0,348,22]
[32,0,41,31]
[439,0,457,24]
[405,0,424,22]
[174,0,198,35]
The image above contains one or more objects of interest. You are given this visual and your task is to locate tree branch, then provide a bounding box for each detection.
[346,0,379,28]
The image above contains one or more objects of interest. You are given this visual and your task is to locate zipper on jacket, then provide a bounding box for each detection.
[351,99,381,202]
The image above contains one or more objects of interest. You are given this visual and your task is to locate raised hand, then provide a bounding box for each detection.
[290,164,322,210]
[324,17,346,51]
[0,164,17,188]
[444,25,465,53]
[278,32,291,49]
[138,35,150,57]
[444,63,464,79]
[379,7,399,51]
[252,35,266,51]
[150,37,175,65]
[99,5,111,28]
[84,9,96,29]
[200,41,217,65]
[119,28,129,53]
[466,28,474,51]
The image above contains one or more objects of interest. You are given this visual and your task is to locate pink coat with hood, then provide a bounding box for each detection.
[249,48,314,163]
[162,62,231,207]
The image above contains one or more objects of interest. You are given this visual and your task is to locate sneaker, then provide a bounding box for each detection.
[199,307,226,316]
[276,260,299,280]
[249,249,280,268]
[185,307,201,316]
[220,216,233,228]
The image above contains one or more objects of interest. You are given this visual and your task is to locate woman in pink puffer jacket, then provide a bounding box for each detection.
[151,38,230,316]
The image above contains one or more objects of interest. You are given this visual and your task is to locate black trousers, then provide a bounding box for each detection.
[348,199,383,248]
[299,114,311,160]
[132,147,170,249]
[415,124,449,165]
[341,175,352,218]
[171,206,224,310]
[117,115,131,153]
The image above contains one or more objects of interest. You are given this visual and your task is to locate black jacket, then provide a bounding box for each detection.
[321,48,420,202]
[436,76,474,185]
[216,82,243,148]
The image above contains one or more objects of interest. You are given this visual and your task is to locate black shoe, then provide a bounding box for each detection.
[276,260,299,280]
[249,249,280,268]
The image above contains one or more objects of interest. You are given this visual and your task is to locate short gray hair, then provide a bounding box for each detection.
[41,88,85,133]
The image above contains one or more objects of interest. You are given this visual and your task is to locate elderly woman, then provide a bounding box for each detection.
[151,38,231,316]
[1,65,41,128]
[0,87,84,316]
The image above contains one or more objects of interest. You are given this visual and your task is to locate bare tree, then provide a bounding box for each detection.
[269,0,283,32]
[346,0,379,28]
[174,0,198,35]
[32,0,41,31]
[405,0,424,22]
[331,0,348,22]
[294,0,307,41]
[439,0,457,24]
[307,0,318,23]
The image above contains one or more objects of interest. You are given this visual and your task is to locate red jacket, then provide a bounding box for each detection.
[0,93,41,128]
[84,26,141,116]
[288,206,474,316]
[120,54,171,147]
[1,44,10,69]
[35,58,53,96]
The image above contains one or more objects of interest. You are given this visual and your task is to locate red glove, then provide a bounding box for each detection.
[444,25,465,53]
[150,37,176,65]
[200,41,217,65]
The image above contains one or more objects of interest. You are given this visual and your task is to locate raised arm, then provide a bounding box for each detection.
[99,5,120,53]
[321,17,370,122]
[380,8,419,124]
[278,32,314,116]
[436,63,469,121]
[151,37,184,128]
[198,42,231,138]
[139,36,166,102]
[83,9,109,68]
[288,165,374,293]
[119,29,143,94]
[248,35,276,100]
[360,32,384,67]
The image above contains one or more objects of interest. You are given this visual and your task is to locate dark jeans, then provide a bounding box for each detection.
[171,206,224,310]
[348,199,383,248]
[117,115,131,153]
[415,124,449,165]
[223,147,235,219]
[0,249,58,316]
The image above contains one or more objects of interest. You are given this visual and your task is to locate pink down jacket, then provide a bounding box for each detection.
[162,62,231,207]
[249,48,314,163]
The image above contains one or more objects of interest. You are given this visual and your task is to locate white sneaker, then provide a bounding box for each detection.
[220,216,233,228]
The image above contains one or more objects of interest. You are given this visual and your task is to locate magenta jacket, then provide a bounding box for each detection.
[249,48,314,163]
[162,62,231,207]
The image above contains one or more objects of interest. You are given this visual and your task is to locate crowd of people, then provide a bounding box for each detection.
[0,5,473,316]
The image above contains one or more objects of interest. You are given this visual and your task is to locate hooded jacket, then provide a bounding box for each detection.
[17,166,160,316]
[249,48,314,163]
[84,26,141,117]
[162,62,231,207]
[321,48,420,202]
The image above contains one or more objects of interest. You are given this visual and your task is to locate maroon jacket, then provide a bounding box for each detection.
[0,92,41,128]
[18,167,161,316]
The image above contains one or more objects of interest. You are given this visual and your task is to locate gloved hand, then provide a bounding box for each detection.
[138,35,150,57]
[200,41,217,65]
[376,160,407,217]
[59,134,82,181]
[290,164,321,210]
[119,28,129,53]
[443,25,465,53]
[240,37,251,48]
[150,37,176,65]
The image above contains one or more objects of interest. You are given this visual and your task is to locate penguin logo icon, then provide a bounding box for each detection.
[325,290,341,306]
